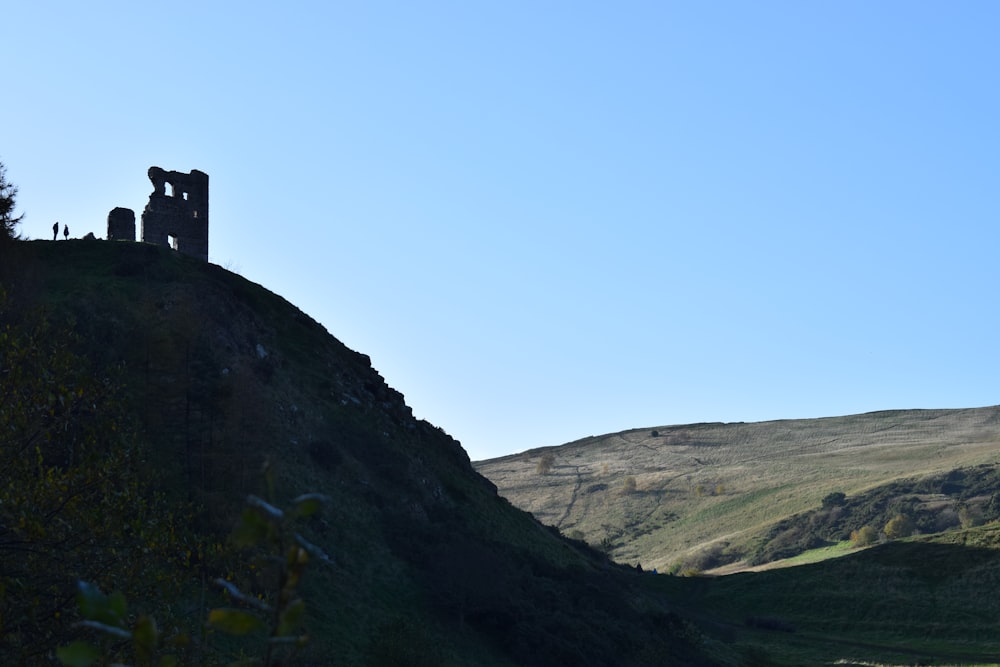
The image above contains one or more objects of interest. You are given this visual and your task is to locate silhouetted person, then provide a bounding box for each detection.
[63,224,69,240]
[52,222,58,241]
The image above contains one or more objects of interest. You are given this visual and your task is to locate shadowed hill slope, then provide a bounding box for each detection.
[687,524,1000,664]
[0,240,735,665]
[475,408,1000,572]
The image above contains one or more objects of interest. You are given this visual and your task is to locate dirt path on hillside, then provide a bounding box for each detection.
[556,465,584,528]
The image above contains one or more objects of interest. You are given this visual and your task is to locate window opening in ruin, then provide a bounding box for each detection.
[192,209,199,219]
[168,183,177,197]
[181,191,189,200]
[168,234,179,250]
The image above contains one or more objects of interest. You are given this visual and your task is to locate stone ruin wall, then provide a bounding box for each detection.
[108,166,209,261]
[107,207,135,241]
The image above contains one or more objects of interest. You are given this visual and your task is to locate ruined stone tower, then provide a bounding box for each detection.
[106,207,136,241]
[140,166,209,261]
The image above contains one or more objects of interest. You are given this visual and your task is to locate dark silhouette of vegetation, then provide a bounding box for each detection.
[58,479,330,667]
[0,160,23,241]
[0,293,199,661]
[822,491,846,508]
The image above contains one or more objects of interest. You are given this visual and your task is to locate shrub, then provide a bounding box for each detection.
[623,476,637,494]
[822,491,847,509]
[850,525,879,547]
[680,542,731,572]
[884,514,915,540]
[536,452,555,475]
[959,505,985,528]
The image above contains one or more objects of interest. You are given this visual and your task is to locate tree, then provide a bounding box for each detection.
[623,476,637,494]
[958,505,984,528]
[536,452,555,475]
[850,525,878,547]
[884,514,915,540]
[0,160,24,241]
[822,491,847,509]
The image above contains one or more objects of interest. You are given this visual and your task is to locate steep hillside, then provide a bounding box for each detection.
[0,240,735,665]
[475,409,1000,572]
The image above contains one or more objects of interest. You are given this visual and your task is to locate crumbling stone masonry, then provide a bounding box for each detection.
[141,166,209,261]
[106,207,136,241]
[106,166,209,261]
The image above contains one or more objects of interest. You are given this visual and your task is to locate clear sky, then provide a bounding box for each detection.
[6,3,1000,461]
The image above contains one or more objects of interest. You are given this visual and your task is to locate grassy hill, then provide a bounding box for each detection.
[684,524,1000,664]
[0,239,734,666]
[474,407,1000,573]
[7,238,1000,666]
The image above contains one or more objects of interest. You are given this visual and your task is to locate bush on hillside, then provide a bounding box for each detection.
[884,514,915,540]
[850,525,879,547]
[822,491,847,508]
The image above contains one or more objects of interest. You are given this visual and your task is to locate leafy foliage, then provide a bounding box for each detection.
[850,525,879,547]
[58,480,330,667]
[0,292,196,660]
[55,581,181,667]
[821,491,846,509]
[206,468,330,665]
[883,514,914,540]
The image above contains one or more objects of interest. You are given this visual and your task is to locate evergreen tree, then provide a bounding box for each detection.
[0,160,24,241]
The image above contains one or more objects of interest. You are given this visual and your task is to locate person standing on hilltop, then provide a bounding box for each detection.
[63,223,69,240]
[52,221,58,240]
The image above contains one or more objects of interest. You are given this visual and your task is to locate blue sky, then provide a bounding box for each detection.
[7,3,1000,461]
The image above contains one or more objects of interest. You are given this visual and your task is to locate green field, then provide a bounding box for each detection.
[674,524,1000,665]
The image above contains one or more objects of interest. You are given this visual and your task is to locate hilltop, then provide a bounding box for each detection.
[0,239,732,665]
[475,408,1000,572]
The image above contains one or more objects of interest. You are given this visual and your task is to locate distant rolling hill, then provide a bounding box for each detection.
[474,408,1000,572]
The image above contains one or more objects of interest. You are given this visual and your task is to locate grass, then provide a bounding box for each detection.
[674,525,1000,665]
[476,411,1000,571]
[772,540,856,566]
